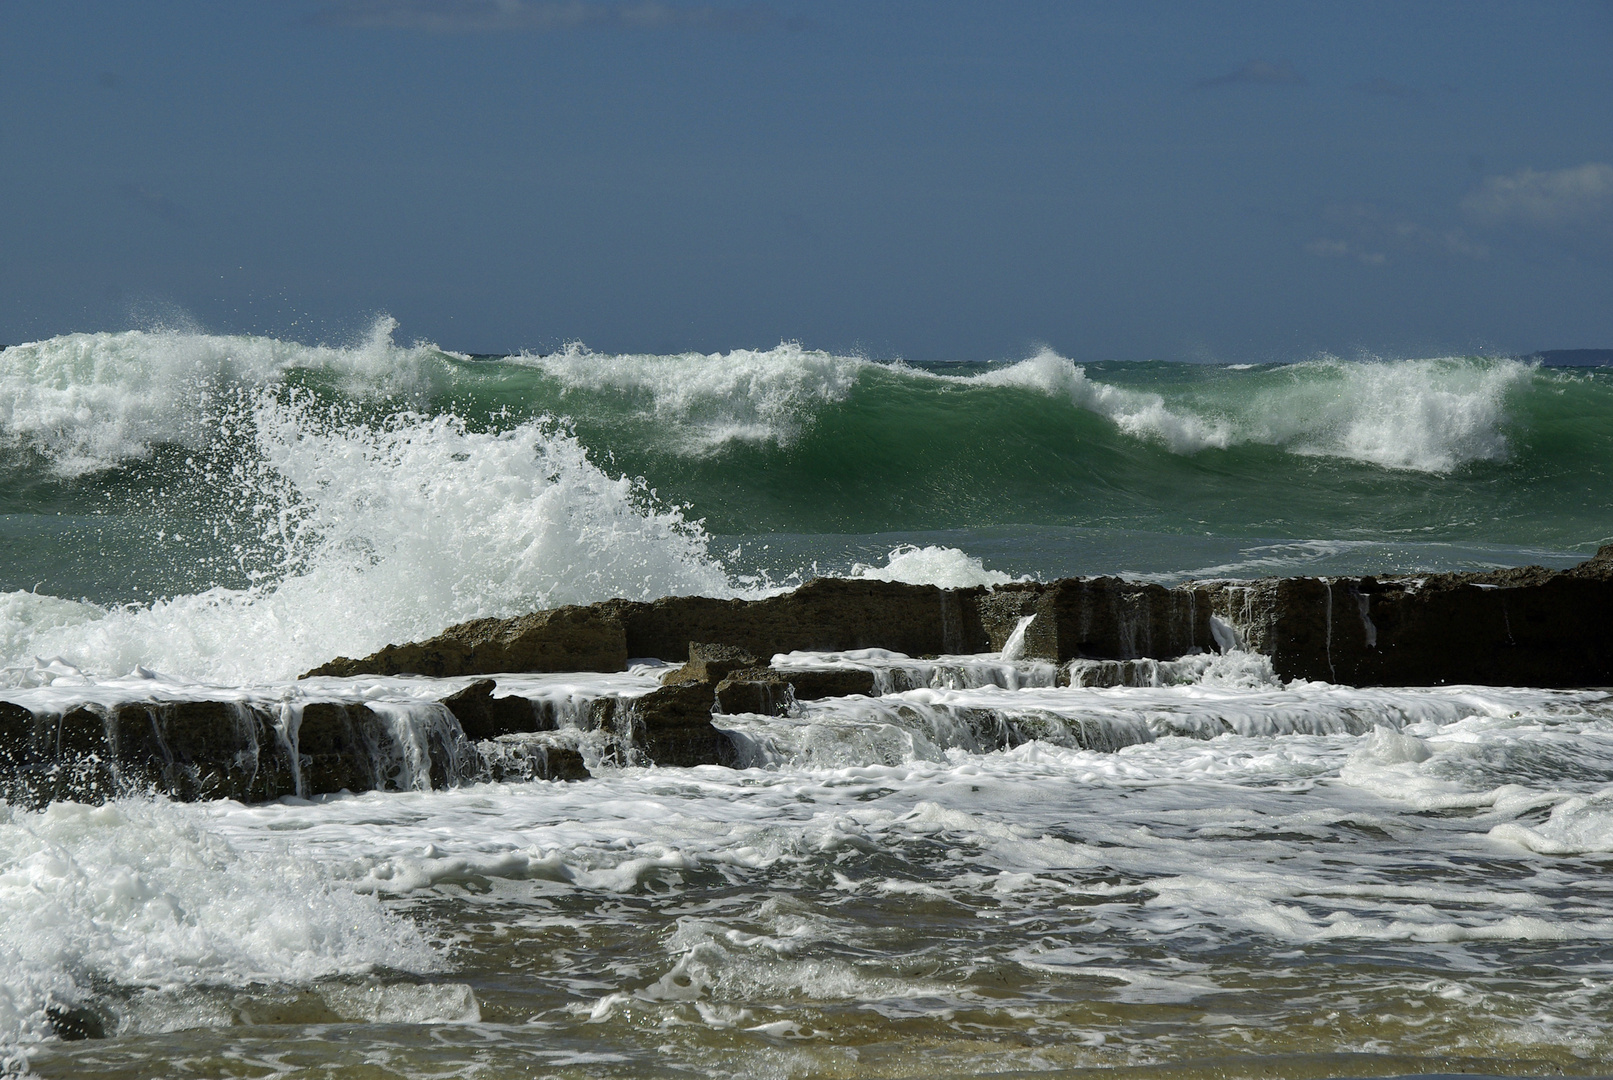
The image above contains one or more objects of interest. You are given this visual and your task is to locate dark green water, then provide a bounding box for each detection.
[1,328,1609,610]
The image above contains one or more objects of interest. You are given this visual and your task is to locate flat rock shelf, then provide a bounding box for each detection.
[4,546,1611,806]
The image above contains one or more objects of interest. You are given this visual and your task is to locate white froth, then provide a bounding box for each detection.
[975,349,1236,453]
[0,392,734,684]
[0,798,437,1055]
[515,341,867,451]
[2,663,1610,1063]
[1244,355,1532,472]
[848,544,1018,588]
[1489,791,1613,854]
[967,350,1534,472]
[0,318,447,476]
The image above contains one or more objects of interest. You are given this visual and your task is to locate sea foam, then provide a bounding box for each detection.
[0,324,1541,478]
[0,798,436,1057]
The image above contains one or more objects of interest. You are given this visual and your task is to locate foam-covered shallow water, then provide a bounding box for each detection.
[4,652,1613,1077]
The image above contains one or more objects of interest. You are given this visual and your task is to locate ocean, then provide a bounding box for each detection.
[2,322,1612,1078]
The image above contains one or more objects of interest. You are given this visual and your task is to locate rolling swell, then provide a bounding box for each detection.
[2,323,1611,543]
[0,323,1610,683]
[514,345,1613,543]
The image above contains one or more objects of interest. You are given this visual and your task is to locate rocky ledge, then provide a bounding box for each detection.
[4,546,1610,804]
[310,545,1613,688]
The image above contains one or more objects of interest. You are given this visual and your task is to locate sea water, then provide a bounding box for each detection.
[1,323,1612,1078]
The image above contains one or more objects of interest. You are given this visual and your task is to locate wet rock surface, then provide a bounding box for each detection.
[779,667,878,700]
[7,548,1612,804]
[659,643,764,688]
[0,690,582,806]
[305,604,629,678]
[597,681,738,769]
[1196,543,1613,686]
[305,552,1611,689]
[438,679,548,740]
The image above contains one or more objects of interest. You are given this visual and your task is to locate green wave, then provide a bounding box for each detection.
[2,328,1611,603]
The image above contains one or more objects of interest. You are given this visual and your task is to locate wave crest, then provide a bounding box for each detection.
[1,390,734,683]
[515,340,869,451]
[0,318,451,476]
[976,350,1533,472]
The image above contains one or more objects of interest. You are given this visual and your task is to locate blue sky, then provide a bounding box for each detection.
[2,0,1611,360]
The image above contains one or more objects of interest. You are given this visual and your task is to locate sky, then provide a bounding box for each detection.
[1,0,1611,362]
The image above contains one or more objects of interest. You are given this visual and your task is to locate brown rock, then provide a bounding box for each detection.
[714,668,793,716]
[975,578,1212,662]
[302,604,628,678]
[107,700,295,802]
[782,667,878,700]
[660,643,762,686]
[610,578,990,662]
[479,737,591,782]
[1197,547,1613,686]
[595,682,736,767]
[439,679,547,740]
[297,702,387,795]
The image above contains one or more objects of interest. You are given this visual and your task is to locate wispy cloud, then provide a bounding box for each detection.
[1194,59,1304,90]
[1306,202,1486,267]
[308,0,779,33]
[1462,163,1613,230]
[1305,238,1385,266]
[118,183,188,224]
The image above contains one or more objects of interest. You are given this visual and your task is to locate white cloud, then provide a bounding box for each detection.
[1461,163,1613,230]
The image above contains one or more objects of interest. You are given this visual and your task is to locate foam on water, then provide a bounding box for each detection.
[0,798,437,1060]
[4,325,1535,479]
[511,342,1538,472]
[846,544,1018,588]
[1239,355,1533,472]
[4,658,1613,1071]
[974,348,1236,453]
[970,350,1533,471]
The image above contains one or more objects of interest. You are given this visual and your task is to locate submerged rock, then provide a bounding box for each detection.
[479,736,590,782]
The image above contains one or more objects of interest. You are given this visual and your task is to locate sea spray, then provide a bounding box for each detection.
[0,318,450,477]
[0,387,735,684]
[3,326,1613,1078]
